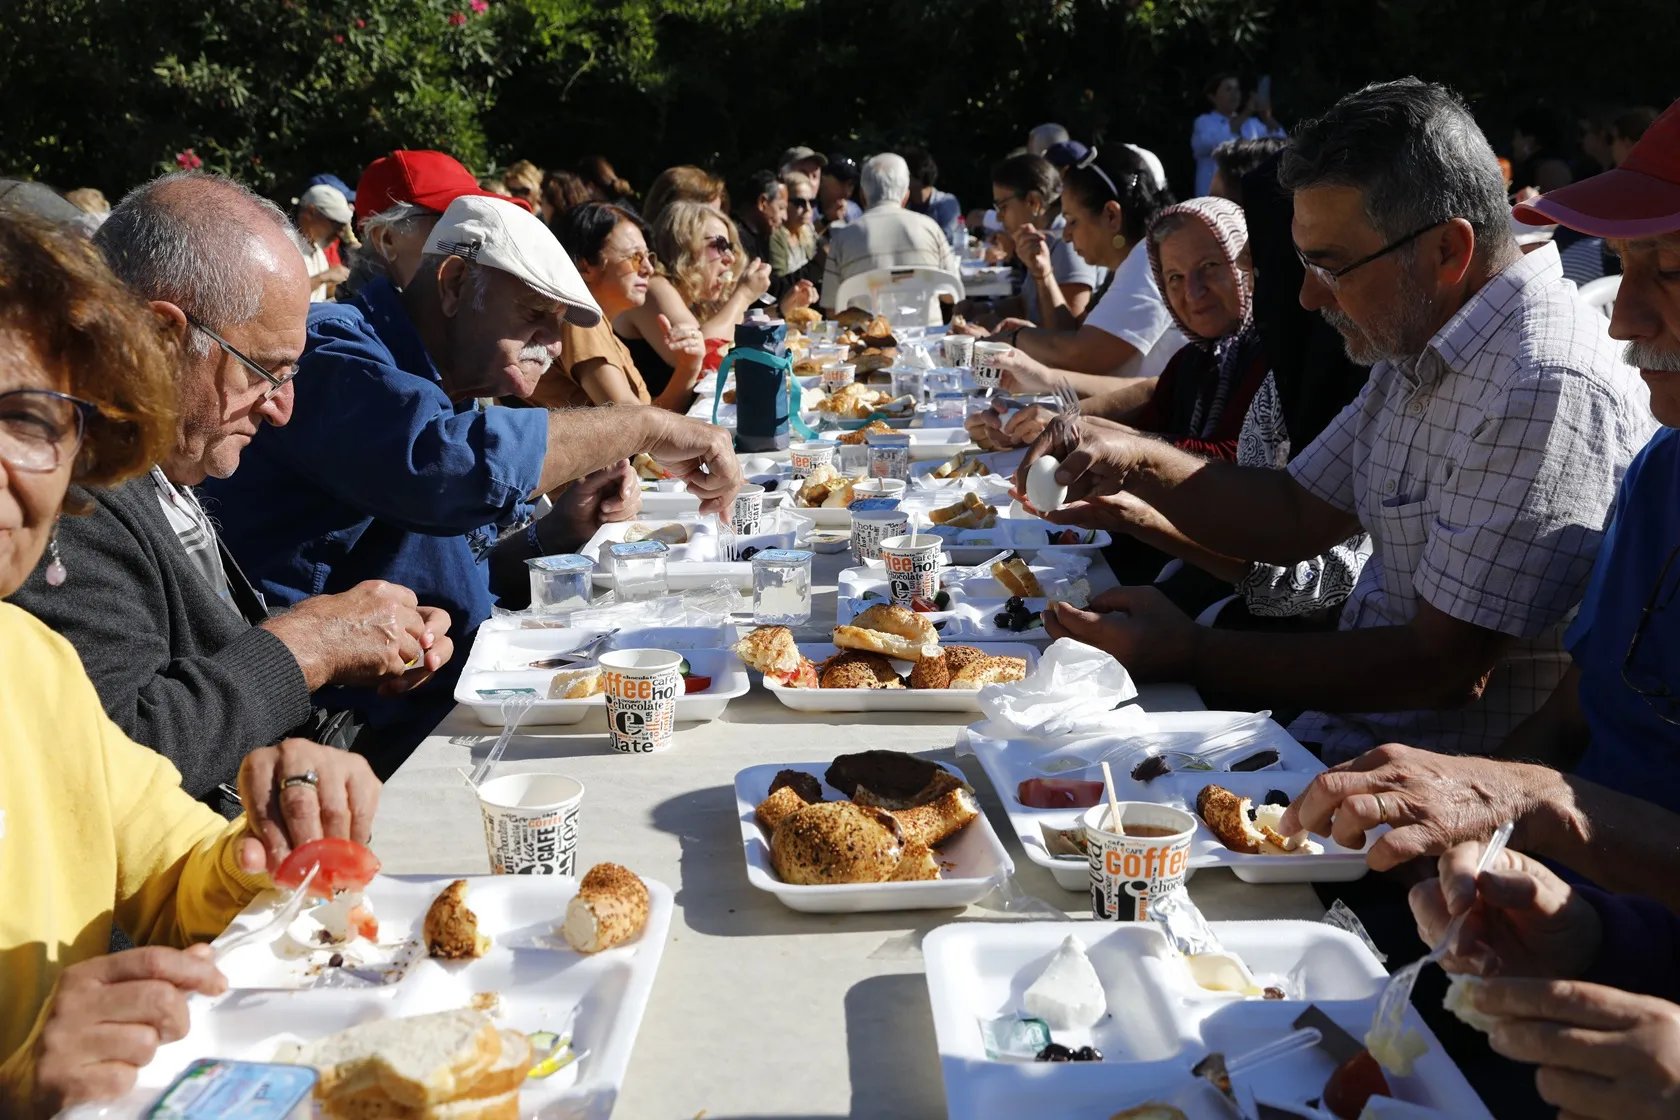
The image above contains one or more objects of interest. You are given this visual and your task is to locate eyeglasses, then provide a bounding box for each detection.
[1294,221,1446,292]
[0,388,97,473]
[991,192,1023,209]
[184,313,296,401]
[604,248,658,273]
[1624,543,1680,724]
[702,235,734,259]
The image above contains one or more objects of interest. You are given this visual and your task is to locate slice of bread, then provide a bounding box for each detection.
[321,1030,531,1119]
[291,1010,503,1109]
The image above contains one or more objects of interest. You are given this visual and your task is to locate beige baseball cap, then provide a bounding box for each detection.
[423,195,603,327]
[298,183,354,224]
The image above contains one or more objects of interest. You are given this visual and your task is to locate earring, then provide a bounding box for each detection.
[45,529,66,587]
[1112,234,1128,251]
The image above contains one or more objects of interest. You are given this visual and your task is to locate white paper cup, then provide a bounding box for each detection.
[942,334,975,368]
[853,478,908,500]
[730,484,766,536]
[600,649,684,753]
[475,772,584,876]
[974,341,1012,389]
[789,440,838,478]
[852,509,912,563]
[879,534,941,604]
[821,362,857,392]
[1082,802,1196,921]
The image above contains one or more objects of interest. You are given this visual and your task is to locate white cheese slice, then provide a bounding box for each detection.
[1022,935,1106,1030]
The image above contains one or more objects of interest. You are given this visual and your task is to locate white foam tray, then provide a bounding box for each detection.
[457,625,747,726]
[734,760,1013,912]
[134,873,673,1120]
[760,642,1040,712]
[966,713,1372,888]
[837,562,1088,643]
[924,919,1492,1120]
[577,515,797,590]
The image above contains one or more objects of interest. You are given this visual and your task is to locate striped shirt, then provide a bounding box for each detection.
[150,467,237,613]
[1286,244,1656,762]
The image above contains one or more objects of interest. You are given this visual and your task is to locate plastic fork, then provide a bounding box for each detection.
[1368,820,1514,1047]
[541,628,620,669]
[1054,378,1082,421]
[469,695,538,786]
[212,864,319,962]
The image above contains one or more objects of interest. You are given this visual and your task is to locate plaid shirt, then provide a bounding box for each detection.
[1286,245,1656,762]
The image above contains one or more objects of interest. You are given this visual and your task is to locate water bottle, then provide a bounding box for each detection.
[729,311,792,454]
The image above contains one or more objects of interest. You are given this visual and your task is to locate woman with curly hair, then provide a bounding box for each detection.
[0,212,380,1116]
[614,199,770,397]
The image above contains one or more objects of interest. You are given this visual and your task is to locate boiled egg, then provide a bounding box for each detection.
[1025,454,1068,514]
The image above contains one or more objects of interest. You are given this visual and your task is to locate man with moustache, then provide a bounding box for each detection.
[200,196,741,767]
[1014,79,1655,763]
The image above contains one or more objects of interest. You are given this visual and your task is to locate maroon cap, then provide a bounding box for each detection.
[1514,98,1680,238]
[352,150,530,228]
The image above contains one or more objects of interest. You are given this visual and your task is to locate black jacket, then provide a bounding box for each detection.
[7,476,319,803]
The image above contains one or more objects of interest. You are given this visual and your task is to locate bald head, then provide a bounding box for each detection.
[96,171,308,353]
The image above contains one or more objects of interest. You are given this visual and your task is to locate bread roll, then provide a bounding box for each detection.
[770,801,904,885]
[560,862,650,953]
[423,880,490,960]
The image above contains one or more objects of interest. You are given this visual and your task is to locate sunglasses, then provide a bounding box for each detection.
[789,197,814,211]
[702,235,734,258]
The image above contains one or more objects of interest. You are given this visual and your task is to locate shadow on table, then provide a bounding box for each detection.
[648,783,973,939]
[845,973,948,1119]
[453,727,618,767]
[717,706,976,729]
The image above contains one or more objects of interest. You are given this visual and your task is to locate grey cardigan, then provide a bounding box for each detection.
[7,476,316,801]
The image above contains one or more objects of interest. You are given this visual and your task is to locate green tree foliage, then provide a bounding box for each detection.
[2,0,1677,208]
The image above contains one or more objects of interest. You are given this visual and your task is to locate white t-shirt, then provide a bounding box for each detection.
[292,231,330,302]
[1083,244,1186,378]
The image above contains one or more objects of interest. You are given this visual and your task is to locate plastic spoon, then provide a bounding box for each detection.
[469,695,538,786]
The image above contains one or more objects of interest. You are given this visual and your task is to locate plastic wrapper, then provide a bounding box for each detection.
[1147,880,1225,959]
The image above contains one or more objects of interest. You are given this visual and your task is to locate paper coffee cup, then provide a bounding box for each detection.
[879,534,941,605]
[599,648,684,754]
[789,440,838,478]
[821,362,857,392]
[1083,802,1196,921]
[475,772,584,875]
[942,334,975,368]
[730,484,766,536]
[853,478,908,500]
[974,341,1012,389]
[852,509,912,563]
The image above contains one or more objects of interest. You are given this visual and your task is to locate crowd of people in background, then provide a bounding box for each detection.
[4,70,1680,1119]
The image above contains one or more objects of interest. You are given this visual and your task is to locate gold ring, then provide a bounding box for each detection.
[1374,793,1388,824]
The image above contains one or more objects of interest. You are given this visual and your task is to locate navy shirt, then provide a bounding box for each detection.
[199,277,549,753]
[909,187,963,246]
[1566,425,1680,811]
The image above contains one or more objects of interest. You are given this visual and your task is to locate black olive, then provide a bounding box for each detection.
[1072,1045,1103,1061]
[327,952,345,968]
[1132,755,1172,783]
[762,479,779,491]
[1035,1042,1074,1062]
[1263,789,1290,806]
[739,547,761,561]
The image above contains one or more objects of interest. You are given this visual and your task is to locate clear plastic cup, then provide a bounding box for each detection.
[607,540,669,601]
[476,772,584,875]
[752,548,813,625]
[527,554,594,614]
[865,432,911,481]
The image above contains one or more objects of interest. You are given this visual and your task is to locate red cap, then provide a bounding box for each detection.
[1514,99,1680,238]
[352,150,530,228]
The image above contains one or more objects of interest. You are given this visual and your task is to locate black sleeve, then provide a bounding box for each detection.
[8,497,314,799]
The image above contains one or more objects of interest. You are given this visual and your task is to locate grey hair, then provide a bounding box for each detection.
[358,202,438,281]
[1148,211,1196,247]
[95,170,296,356]
[1278,78,1517,265]
[419,251,493,311]
[860,153,911,209]
[1028,123,1070,156]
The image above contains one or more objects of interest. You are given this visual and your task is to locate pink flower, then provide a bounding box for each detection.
[175,149,202,170]
[469,0,488,12]
[354,18,365,27]
[333,33,344,43]
[447,10,466,25]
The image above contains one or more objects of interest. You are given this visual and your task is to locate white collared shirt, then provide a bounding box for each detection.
[1285,244,1657,761]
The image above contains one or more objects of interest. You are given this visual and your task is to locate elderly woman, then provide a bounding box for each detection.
[615,200,771,398]
[961,145,1183,395]
[535,202,705,412]
[0,214,380,1116]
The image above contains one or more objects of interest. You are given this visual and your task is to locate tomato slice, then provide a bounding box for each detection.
[1016,777,1106,809]
[683,675,712,693]
[1323,1050,1391,1119]
[349,904,380,942]
[273,837,381,899]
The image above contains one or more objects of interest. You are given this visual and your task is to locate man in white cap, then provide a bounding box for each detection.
[200,194,742,767]
[294,183,355,300]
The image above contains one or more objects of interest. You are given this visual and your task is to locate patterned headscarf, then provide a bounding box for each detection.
[1146,196,1257,437]
[1145,196,1253,346]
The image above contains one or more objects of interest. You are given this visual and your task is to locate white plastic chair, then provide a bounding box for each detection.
[832,266,965,325]
[1578,274,1621,320]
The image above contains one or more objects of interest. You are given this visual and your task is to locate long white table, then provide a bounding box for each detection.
[374,547,1328,1118]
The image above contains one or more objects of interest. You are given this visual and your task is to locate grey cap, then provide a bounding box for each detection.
[778,146,828,172]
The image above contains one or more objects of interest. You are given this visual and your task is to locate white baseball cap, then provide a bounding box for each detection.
[423,195,604,327]
[298,183,354,224]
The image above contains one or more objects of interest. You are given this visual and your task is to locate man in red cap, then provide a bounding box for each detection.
[343,150,529,298]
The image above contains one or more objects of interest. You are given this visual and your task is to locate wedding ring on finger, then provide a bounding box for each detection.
[281,769,320,791]
[1374,793,1388,824]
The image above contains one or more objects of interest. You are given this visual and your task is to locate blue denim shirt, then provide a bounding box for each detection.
[199,278,549,753]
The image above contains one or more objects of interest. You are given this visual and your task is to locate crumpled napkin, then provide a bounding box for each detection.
[976,637,1152,739]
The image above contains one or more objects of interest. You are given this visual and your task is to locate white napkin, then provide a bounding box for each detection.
[976,638,1152,739]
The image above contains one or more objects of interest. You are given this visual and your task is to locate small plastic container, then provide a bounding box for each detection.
[607,540,670,602]
[527,553,595,615]
[935,391,967,424]
[752,548,814,626]
[890,365,924,401]
[865,432,911,481]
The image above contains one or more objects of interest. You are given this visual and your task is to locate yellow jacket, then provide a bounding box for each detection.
[0,603,267,1109]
